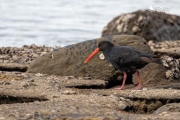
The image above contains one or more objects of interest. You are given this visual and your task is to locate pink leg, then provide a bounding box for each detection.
[115,72,127,90]
[132,70,143,90]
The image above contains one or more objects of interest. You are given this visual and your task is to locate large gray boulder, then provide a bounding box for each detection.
[28,35,165,86]
[102,10,180,41]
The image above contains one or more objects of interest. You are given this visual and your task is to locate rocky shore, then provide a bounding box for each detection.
[0,44,54,64]
[0,39,179,120]
[0,10,180,120]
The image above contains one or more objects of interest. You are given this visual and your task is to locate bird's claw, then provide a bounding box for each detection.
[114,87,124,90]
[132,85,143,90]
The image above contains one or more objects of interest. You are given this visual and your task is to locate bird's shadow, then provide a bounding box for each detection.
[106,70,135,88]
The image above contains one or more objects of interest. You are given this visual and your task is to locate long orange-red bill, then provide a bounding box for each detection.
[84,48,100,63]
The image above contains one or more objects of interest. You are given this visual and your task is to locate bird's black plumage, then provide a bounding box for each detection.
[84,40,162,90]
[98,41,160,72]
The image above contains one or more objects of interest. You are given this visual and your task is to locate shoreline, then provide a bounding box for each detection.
[0,40,179,66]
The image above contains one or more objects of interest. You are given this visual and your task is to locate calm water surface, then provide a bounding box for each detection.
[0,0,179,47]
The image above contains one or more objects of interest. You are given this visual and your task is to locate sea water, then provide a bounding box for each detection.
[0,0,179,47]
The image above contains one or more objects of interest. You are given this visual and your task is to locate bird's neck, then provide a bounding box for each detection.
[103,46,113,56]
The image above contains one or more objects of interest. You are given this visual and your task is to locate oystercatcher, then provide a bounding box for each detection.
[84,41,161,90]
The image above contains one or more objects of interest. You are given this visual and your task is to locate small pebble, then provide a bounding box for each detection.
[62,90,76,95]
[142,88,148,91]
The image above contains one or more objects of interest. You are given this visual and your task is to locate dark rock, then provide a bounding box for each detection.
[28,35,155,84]
[132,63,166,85]
[102,10,180,41]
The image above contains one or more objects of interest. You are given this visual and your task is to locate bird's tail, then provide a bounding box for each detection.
[150,57,162,64]
[140,56,162,64]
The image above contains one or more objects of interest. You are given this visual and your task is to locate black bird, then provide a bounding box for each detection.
[84,41,161,90]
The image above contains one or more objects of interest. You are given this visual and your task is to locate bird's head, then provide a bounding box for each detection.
[98,41,114,51]
[84,41,114,63]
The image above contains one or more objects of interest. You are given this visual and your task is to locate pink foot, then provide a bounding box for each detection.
[132,85,143,90]
[114,87,124,90]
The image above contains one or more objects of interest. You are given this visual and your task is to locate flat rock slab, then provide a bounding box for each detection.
[28,35,155,83]
[0,72,179,119]
[0,63,28,72]
[0,73,110,100]
[0,95,179,120]
[65,79,108,88]
[148,40,180,58]
[114,89,180,100]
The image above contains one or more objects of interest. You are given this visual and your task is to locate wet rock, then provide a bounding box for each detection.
[154,103,180,114]
[28,35,154,84]
[102,10,180,41]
